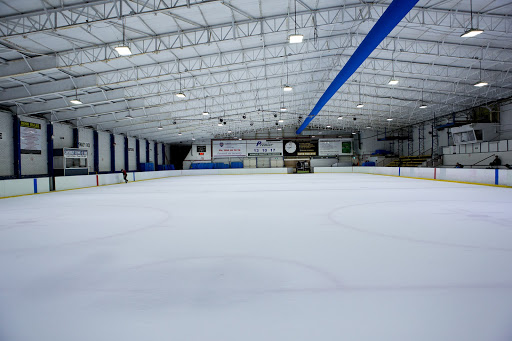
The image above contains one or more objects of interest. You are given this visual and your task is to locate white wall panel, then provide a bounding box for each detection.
[52,123,74,149]
[20,117,47,176]
[436,168,495,185]
[0,111,14,177]
[139,139,147,163]
[148,141,154,162]
[78,128,94,173]
[98,131,111,172]
[114,135,125,171]
[128,137,137,171]
[498,170,512,186]
[54,175,97,191]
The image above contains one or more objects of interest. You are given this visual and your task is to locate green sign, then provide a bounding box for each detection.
[342,141,352,154]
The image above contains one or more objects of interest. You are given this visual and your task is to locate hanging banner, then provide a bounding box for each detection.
[20,121,42,154]
[212,140,247,157]
[247,140,283,156]
[283,140,318,156]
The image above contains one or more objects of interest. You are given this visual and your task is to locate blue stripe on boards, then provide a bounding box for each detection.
[296,0,420,134]
[495,169,499,185]
[33,178,37,193]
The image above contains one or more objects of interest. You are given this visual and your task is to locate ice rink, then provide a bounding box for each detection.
[1,173,511,341]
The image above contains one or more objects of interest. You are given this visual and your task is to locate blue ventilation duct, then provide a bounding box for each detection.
[296,0,420,134]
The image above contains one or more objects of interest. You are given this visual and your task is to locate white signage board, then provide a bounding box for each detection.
[319,139,342,156]
[20,121,42,154]
[212,140,247,157]
[64,148,88,158]
[319,138,353,155]
[246,140,283,157]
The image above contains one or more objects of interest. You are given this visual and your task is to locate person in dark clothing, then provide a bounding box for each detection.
[455,162,464,168]
[121,169,128,183]
[505,164,512,169]
[489,156,502,167]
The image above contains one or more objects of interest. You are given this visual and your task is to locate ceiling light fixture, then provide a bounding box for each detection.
[352,132,357,135]
[419,104,428,109]
[125,113,133,119]
[278,119,284,123]
[337,116,343,120]
[202,94,209,115]
[388,79,399,85]
[178,132,182,136]
[419,86,427,108]
[277,127,282,131]
[157,124,163,130]
[461,0,484,38]
[387,118,393,121]
[283,59,293,91]
[388,51,398,85]
[283,85,293,92]
[356,79,364,108]
[280,107,287,112]
[356,104,364,108]
[326,125,331,128]
[289,0,303,43]
[176,72,186,97]
[474,60,488,87]
[115,17,132,56]
[366,126,372,129]
[70,88,82,105]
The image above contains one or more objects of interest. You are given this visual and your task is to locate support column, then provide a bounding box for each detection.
[93,130,99,173]
[154,142,159,169]
[162,144,166,165]
[73,127,79,148]
[124,136,129,171]
[47,123,54,190]
[13,115,21,178]
[146,140,150,165]
[136,139,140,171]
[110,133,115,172]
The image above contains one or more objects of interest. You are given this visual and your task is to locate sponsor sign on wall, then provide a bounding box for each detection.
[247,140,283,156]
[318,139,353,155]
[212,140,247,157]
[20,121,42,154]
[64,148,88,158]
[283,140,318,156]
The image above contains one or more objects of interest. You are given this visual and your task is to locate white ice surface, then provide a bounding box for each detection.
[1,173,511,341]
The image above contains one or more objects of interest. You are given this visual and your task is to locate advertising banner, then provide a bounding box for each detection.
[212,140,247,157]
[283,140,318,157]
[20,121,42,154]
[319,139,342,156]
[246,140,283,156]
[64,148,88,158]
[319,138,353,155]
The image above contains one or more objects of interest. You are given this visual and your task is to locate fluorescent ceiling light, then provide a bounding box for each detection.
[125,113,133,119]
[228,130,232,133]
[70,99,82,105]
[387,118,393,121]
[356,103,364,108]
[202,111,209,116]
[461,29,483,38]
[366,126,372,129]
[114,46,132,56]
[474,81,488,87]
[280,107,287,112]
[192,138,195,141]
[326,125,331,128]
[352,132,356,135]
[218,123,223,126]
[388,79,399,85]
[176,92,186,98]
[157,124,163,130]
[288,34,304,44]
[278,119,284,123]
[419,104,428,109]
[277,128,282,131]
[178,132,182,136]
[283,85,293,92]
[337,116,343,120]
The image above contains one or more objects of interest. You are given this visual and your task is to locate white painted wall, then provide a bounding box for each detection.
[0,111,14,177]
[98,131,111,172]
[138,139,145,163]
[78,128,94,173]
[128,137,136,171]
[114,135,125,171]
[52,122,74,149]
[20,117,47,176]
